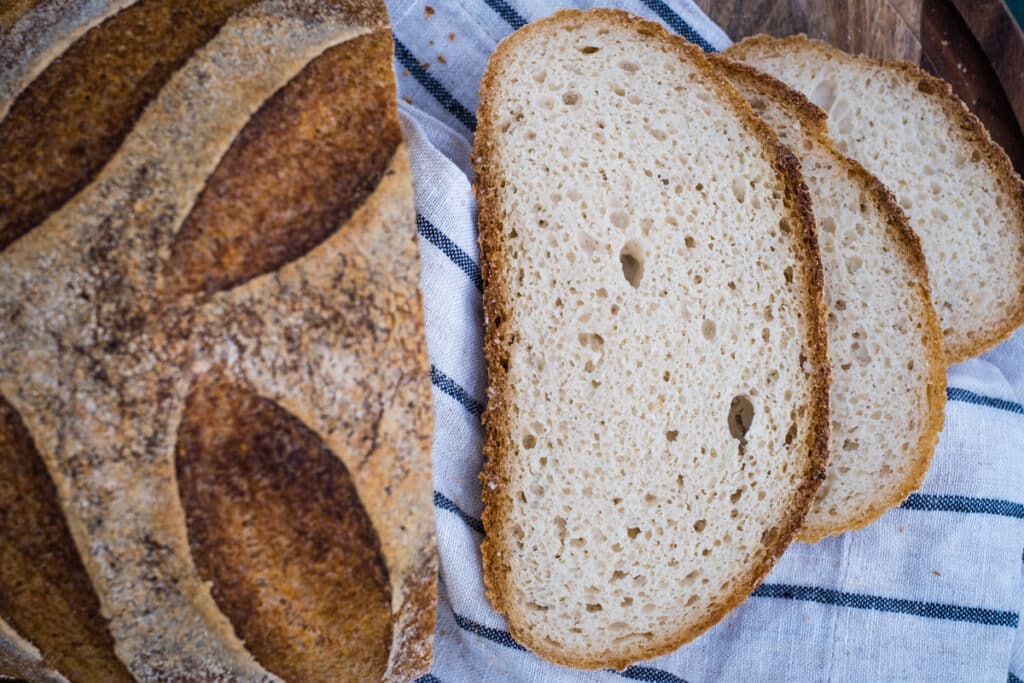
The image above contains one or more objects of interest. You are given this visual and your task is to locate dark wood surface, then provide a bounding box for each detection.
[950,0,1024,137]
[695,0,1024,173]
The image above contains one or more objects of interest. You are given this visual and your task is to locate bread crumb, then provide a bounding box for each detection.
[425,5,434,18]
[449,32,456,41]
[932,570,941,576]
[438,53,447,64]
[402,96,413,105]
[421,62,430,70]
[401,68,409,78]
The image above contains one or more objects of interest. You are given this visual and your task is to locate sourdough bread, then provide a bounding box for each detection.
[474,9,830,669]
[0,1,434,681]
[715,57,947,542]
[726,35,1024,362]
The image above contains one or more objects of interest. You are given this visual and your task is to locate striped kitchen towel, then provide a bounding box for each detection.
[388,1,1024,680]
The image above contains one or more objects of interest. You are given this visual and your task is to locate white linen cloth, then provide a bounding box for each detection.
[386,1,1024,679]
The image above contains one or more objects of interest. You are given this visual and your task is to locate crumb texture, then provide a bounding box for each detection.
[476,11,828,667]
[720,60,945,540]
[727,36,1024,360]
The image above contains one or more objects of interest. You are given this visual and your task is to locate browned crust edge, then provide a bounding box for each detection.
[0,620,66,683]
[473,9,831,670]
[725,33,1024,363]
[711,56,948,542]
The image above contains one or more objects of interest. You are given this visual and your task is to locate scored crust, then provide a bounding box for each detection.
[473,9,831,669]
[712,56,947,542]
[726,34,1024,363]
[0,1,434,681]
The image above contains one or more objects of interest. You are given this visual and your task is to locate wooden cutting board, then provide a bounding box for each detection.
[695,0,1024,174]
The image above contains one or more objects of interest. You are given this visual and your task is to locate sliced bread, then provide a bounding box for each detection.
[714,56,947,542]
[473,9,830,669]
[726,35,1024,362]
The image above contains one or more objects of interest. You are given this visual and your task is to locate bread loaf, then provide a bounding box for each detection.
[474,9,830,669]
[725,35,1024,362]
[0,1,435,681]
[714,57,947,541]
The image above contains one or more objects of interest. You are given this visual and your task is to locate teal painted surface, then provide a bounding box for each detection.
[1008,0,1024,28]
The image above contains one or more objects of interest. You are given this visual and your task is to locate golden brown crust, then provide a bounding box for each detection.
[0,1,434,680]
[0,0,260,252]
[726,33,1024,363]
[176,375,393,682]
[0,399,131,682]
[0,0,42,32]
[712,55,947,542]
[162,27,402,299]
[473,9,831,669]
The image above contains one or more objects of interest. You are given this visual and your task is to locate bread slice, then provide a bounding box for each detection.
[474,9,830,669]
[713,57,947,542]
[725,35,1024,362]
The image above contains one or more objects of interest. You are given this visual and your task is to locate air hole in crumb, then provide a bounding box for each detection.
[618,60,640,73]
[620,242,644,288]
[783,266,794,284]
[610,210,630,230]
[684,235,696,248]
[627,527,641,539]
[611,570,627,582]
[578,332,604,351]
[842,439,859,451]
[917,79,935,95]
[621,596,633,607]
[562,91,580,106]
[702,319,716,340]
[522,434,536,449]
[613,86,625,97]
[578,45,600,54]
[693,519,706,532]
[730,487,745,503]
[784,422,797,446]
[729,395,754,439]
[666,430,679,442]
[732,177,747,203]
[811,78,837,110]
[586,603,603,612]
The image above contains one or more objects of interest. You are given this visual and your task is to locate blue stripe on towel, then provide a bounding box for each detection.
[752,584,1019,628]
[394,37,478,131]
